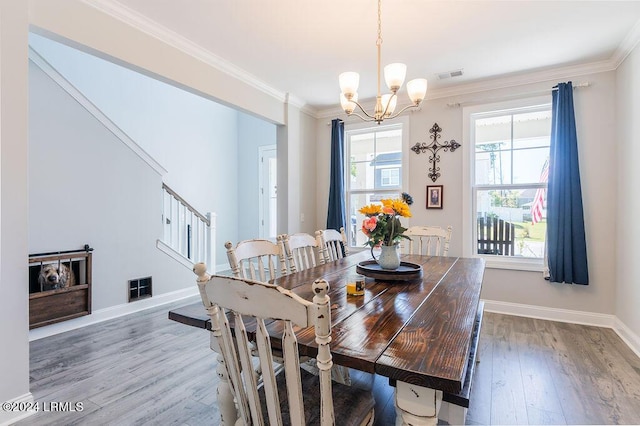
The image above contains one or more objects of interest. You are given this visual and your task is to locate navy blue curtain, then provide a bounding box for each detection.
[546,82,589,285]
[326,119,346,231]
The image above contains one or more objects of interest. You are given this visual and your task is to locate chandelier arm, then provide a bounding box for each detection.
[350,99,377,120]
[387,103,421,119]
[347,112,376,122]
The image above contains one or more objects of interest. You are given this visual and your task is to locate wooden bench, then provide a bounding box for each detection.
[477,216,515,255]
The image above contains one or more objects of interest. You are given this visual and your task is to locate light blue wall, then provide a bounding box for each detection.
[29,60,196,309]
[29,33,248,266]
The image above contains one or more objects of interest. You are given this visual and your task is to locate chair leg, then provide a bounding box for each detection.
[210,333,239,425]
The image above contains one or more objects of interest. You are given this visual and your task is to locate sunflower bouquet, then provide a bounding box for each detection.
[359,193,413,248]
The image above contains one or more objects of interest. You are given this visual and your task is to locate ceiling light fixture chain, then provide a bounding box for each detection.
[339,0,428,124]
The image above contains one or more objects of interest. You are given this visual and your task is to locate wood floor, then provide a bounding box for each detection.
[16,297,640,425]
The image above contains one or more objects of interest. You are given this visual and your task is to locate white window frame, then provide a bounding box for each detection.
[345,116,410,248]
[462,96,550,271]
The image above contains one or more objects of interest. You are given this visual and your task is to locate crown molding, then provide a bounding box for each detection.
[429,59,615,100]
[285,92,305,109]
[81,0,287,104]
[612,18,640,68]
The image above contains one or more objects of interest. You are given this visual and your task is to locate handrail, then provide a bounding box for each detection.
[162,183,209,226]
[161,184,215,270]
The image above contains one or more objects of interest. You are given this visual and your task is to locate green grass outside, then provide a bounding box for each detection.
[512,220,546,242]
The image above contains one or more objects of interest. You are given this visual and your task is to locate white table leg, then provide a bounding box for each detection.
[439,401,467,425]
[210,332,238,426]
[394,381,442,426]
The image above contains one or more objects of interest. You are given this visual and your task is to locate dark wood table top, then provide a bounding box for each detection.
[169,251,485,395]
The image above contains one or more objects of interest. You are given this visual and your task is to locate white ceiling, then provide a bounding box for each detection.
[98,0,640,110]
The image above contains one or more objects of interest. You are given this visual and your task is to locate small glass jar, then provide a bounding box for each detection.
[346,274,365,296]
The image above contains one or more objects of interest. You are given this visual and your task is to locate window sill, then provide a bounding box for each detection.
[481,256,545,272]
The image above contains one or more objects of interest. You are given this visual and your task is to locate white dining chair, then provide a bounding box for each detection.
[225,238,287,281]
[316,227,349,263]
[278,233,324,273]
[402,225,453,256]
[195,269,376,426]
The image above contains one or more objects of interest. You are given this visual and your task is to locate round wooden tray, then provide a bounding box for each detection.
[356,260,423,281]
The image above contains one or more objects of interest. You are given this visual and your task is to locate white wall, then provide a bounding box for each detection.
[298,110,319,233]
[236,113,277,242]
[280,104,318,235]
[616,43,640,336]
[317,70,617,316]
[29,61,198,310]
[0,2,30,424]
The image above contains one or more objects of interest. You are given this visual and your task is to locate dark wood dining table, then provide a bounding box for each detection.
[169,250,485,425]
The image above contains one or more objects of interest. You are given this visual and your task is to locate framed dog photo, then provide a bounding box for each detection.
[426,185,443,209]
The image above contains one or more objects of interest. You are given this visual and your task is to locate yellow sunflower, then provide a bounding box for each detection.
[381,198,412,218]
[359,204,382,216]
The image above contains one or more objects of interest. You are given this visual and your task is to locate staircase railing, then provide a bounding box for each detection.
[161,183,215,269]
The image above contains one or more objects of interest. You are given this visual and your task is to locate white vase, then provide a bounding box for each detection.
[378,244,400,270]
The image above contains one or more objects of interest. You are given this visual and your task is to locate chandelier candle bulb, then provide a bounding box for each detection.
[340,93,358,114]
[381,94,397,116]
[407,78,428,104]
[339,72,359,98]
[384,63,407,91]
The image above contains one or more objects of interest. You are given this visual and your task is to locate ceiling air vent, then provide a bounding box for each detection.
[437,69,464,80]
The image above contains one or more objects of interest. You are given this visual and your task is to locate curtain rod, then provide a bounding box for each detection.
[446,81,591,108]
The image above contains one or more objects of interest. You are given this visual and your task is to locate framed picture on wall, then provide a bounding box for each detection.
[426,185,443,209]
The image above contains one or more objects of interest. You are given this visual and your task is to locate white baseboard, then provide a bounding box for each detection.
[613,317,640,359]
[483,299,640,358]
[0,393,35,426]
[28,286,199,341]
[483,299,616,327]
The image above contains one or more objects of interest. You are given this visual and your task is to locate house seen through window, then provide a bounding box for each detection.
[470,104,551,259]
[345,122,405,247]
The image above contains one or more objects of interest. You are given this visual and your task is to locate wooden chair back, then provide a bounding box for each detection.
[278,233,323,273]
[316,227,349,263]
[402,225,453,256]
[197,274,336,426]
[225,239,286,281]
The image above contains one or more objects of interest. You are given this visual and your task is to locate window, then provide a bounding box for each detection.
[345,120,408,247]
[380,168,400,186]
[463,99,551,270]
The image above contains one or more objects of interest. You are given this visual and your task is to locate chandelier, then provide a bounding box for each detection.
[339,0,428,124]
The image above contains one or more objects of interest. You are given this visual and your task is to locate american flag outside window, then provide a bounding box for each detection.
[531,158,549,225]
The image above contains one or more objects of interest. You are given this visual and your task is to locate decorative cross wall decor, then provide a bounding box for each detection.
[411,123,461,182]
